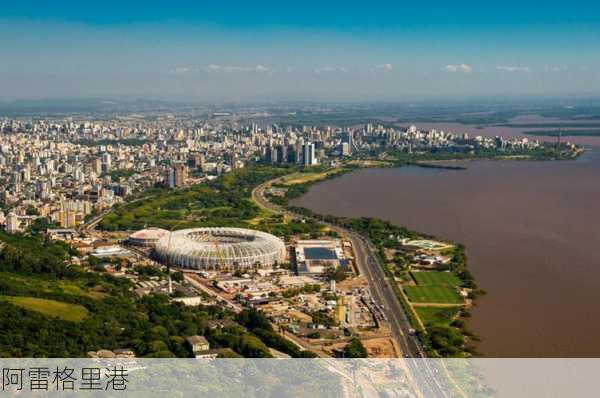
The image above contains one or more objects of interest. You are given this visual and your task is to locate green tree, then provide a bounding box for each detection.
[342,338,367,358]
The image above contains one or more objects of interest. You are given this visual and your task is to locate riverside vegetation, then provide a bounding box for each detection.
[267,161,489,357]
[4,142,578,358]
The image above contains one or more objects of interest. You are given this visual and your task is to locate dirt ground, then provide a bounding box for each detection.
[336,275,368,291]
[322,335,398,358]
[361,337,398,358]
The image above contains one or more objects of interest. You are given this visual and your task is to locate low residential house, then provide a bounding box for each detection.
[114,348,136,358]
[186,335,210,355]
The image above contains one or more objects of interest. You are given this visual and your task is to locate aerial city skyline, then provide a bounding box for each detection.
[2,2,600,397]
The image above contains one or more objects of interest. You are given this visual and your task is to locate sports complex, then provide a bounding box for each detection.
[154,227,286,270]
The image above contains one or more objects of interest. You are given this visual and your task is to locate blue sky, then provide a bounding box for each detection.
[2,1,599,101]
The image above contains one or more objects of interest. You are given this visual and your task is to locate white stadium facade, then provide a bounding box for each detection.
[154,227,286,270]
[128,227,169,247]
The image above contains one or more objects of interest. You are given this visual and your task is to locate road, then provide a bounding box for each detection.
[81,209,110,234]
[83,177,453,396]
[183,273,245,313]
[252,178,453,398]
[79,192,161,235]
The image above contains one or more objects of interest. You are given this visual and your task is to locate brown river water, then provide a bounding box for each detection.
[294,143,600,357]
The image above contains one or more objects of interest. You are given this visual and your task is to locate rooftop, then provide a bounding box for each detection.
[304,247,338,261]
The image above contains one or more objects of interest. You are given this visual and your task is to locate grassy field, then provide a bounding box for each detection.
[248,207,275,225]
[1,272,108,300]
[411,271,461,287]
[99,167,287,231]
[404,285,463,304]
[58,282,108,300]
[0,296,89,322]
[405,271,463,304]
[281,170,340,185]
[415,307,461,327]
[346,159,393,167]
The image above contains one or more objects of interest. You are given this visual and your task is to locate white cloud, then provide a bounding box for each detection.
[497,65,531,73]
[170,65,203,74]
[315,66,334,73]
[544,65,569,72]
[314,66,349,74]
[171,67,190,74]
[444,64,472,73]
[375,63,393,71]
[222,66,247,72]
[204,64,271,73]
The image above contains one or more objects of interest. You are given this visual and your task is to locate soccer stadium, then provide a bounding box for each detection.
[154,227,286,270]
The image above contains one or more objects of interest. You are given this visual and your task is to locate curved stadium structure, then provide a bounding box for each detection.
[154,227,286,270]
[128,227,170,247]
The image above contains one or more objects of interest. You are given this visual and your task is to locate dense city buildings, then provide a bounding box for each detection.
[0,113,570,234]
[0,103,589,381]
[2,2,600,396]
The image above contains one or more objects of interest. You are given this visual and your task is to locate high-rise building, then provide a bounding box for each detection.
[341,142,350,156]
[6,212,20,234]
[37,180,50,200]
[101,153,112,173]
[295,139,304,165]
[166,164,187,188]
[59,210,77,228]
[188,153,205,169]
[266,144,289,164]
[92,158,103,174]
[267,146,278,164]
[341,132,353,155]
[21,167,31,183]
[276,144,287,164]
[302,142,317,166]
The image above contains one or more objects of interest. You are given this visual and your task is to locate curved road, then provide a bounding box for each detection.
[252,178,453,398]
[84,176,453,396]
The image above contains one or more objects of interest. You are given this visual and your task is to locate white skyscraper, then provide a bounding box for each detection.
[303,142,317,166]
[101,153,112,172]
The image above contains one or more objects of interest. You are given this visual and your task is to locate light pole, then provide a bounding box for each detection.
[165,218,188,295]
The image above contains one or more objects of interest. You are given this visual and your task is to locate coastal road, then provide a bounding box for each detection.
[85,177,451,396]
[252,179,452,398]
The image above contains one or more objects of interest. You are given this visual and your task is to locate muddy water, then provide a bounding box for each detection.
[294,149,600,357]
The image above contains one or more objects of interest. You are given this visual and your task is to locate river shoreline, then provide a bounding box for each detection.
[293,149,600,357]
[273,164,483,357]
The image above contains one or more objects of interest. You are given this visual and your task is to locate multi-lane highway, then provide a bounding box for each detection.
[252,178,453,397]
[84,176,453,396]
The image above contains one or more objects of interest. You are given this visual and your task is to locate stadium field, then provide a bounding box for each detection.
[411,271,461,287]
[404,285,463,304]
